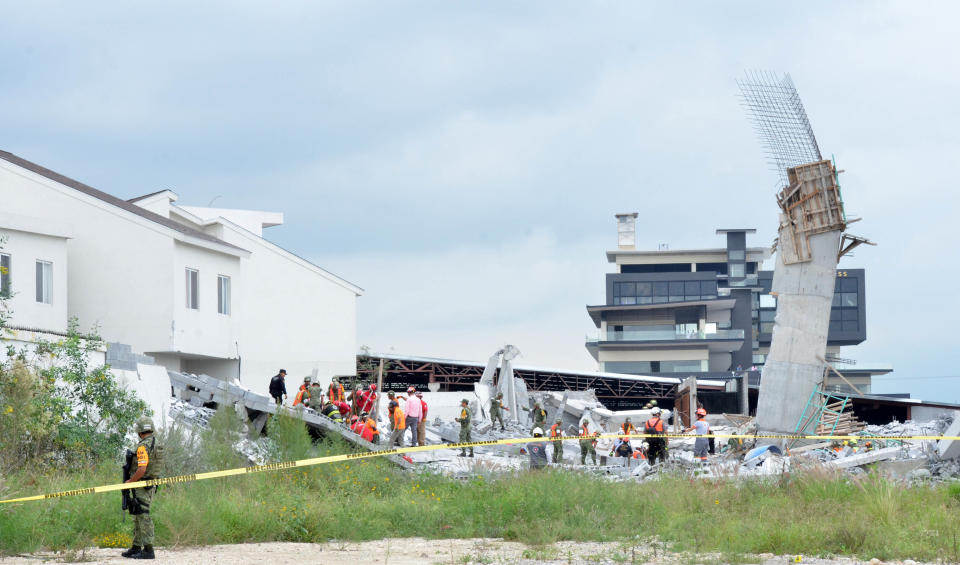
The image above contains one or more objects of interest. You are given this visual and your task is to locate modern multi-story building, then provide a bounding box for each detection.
[586,213,885,393]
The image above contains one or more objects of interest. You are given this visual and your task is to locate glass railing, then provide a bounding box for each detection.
[588,328,745,343]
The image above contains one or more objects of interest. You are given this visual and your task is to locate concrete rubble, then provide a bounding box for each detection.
[142,369,960,483]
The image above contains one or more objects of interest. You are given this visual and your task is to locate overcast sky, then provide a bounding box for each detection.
[2,2,958,401]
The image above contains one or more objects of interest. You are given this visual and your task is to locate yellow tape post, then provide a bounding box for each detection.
[0,432,953,505]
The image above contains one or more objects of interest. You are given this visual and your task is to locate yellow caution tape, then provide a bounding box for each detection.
[0,432,952,505]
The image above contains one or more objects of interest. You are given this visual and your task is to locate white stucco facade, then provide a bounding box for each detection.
[0,151,362,394]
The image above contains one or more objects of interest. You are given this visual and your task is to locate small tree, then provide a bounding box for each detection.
[34,319,149,464]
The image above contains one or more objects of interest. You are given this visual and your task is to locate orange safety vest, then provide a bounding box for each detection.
[581,424,590,437]
[621,422,636,435]
[550,423,562,438]
[328,383,345,403]
[644,417,664,433]
[392,406,406,429]
[293,389,306,406]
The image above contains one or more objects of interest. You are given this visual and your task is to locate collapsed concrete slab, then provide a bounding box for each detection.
[937,411,960,460]
[169,370,414,470]
[827,446,900,469]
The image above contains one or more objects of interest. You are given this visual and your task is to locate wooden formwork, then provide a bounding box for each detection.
[776,159,847,264]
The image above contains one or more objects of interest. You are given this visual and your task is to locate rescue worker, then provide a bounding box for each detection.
[489,392,509,431]
[389,401,406,447]
[348,386,363,416]
[525,402,547,434]
[322,400,343,423]
[579,419,597,465]
[644,408,667,465]
[454,398,474,457]
[549,418,564,463]
[361,414,379,444]
[620,417,637,451]
[269,369,287,405]
[307,380,324,411]
[527,428,548,470]
[293,376,312,407]
[403,386,422,447]
[122,417,159,560]
[416,392,427,446]
[328,377,345,404]
[684,407,710,462]
[358,384,378,414]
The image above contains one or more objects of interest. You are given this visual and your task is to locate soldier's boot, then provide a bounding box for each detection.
[468,448,474,458]
[121,546,142,558]
[460,450,467,457]
[132,546,155,559]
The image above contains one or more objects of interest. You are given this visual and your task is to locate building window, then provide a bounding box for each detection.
[186,268,199,309]
[35,260,52,304]
[217,275,231,315]
[0,253,10,298]
[728,249,745,261]
[729,263,745,278]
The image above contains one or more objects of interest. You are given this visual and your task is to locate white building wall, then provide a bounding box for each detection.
[215,224,359,393]
[171,240,241,359]
[0,227,69,332]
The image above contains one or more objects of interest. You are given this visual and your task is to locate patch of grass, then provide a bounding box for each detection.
[1,428,959,562]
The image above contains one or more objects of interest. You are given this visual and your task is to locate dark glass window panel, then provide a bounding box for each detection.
[684,281,700,295]
[842,293,858,307]
[700,280,717,296]
[728,249,745,261]
[830,309,841,321]
[669,281,684,295]
[841,278,858,292]
[829,320,842,332]
[636,282,652,297]
[760,322,774,333]
[620,283,635,297]
[638,296,653,305]
[832,293,841,307]
[653,282,669,296]
[842,308,859,321]
[620,296,636,305]
[842,320,859,331]
[760,310,776,322]
[652,296,667,304]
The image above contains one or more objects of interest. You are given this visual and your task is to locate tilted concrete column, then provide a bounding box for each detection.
[756,160,846,439]
[756,228,840,435]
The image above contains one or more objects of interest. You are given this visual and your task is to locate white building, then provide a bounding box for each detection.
[0,150,362,392]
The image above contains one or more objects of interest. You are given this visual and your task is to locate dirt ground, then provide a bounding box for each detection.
[0,538,933,565]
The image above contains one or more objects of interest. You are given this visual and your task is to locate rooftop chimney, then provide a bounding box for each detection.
[616,213,638,250]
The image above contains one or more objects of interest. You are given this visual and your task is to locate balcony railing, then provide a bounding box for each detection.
[587,328,745,343]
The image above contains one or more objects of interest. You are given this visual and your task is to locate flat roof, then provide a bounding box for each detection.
[715,228,757,234]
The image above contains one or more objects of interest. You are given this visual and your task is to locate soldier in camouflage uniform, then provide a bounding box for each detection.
[549,418,564,463]
[122,417,159,560]
[579,419,598,465]
[524,402,547,434]
[307,381,324,411]
[454,398,474,457]
[489,392,508,431]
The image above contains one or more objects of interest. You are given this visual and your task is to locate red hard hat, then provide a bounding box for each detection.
[696,408,707,416]
[407,386,416,393]
[369,384,377,391]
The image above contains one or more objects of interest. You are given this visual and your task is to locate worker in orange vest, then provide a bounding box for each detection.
[328,377,345,404]
[293,377,312,407]
[579,420,597,465]
[388,402,406,447]
[549,418,564,463]
[644,408,667,465]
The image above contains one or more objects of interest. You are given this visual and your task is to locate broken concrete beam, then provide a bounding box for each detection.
[827,446,900,469]
[937,411,960,460]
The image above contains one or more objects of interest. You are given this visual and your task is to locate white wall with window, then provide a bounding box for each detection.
[172,240,241,362]
[217,275,231,315]
[0,226,69,333]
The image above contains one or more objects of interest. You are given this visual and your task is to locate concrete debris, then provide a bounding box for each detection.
[154,368,960,483]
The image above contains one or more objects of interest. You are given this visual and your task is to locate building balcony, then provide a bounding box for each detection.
[598,328,745,342]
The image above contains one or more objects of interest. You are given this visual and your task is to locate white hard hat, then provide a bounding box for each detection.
[532,427,544,437]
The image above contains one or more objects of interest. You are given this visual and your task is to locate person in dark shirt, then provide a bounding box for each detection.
[269,369,287,404]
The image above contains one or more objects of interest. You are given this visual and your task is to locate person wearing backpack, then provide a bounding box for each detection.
[644,408,667,465]
[269,369,287,405]
[121,417,161,560]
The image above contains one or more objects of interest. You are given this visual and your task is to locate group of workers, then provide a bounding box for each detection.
[268,369,715,469]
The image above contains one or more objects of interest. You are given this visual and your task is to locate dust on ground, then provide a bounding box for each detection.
[0,538,933,565]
